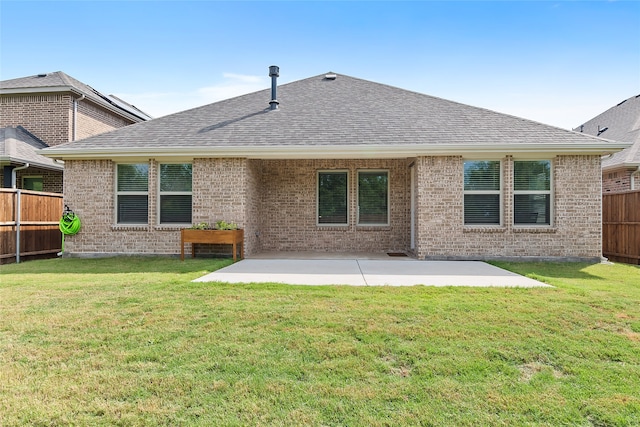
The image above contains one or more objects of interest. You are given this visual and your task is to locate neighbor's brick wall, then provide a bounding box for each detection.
[414,155,602,260]
[602,168,634,193]
[13,167,63,193]
[0,94,72,146]
[258,159,410,253]
[75,99,135,141]
[1,94,139,147]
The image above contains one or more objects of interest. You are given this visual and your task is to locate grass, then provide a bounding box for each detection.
[0,257,639,426]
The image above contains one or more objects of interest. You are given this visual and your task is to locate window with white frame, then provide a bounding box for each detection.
[317,171,348,225]
[116,163,149,224]
[513,160,551,225]
[159,163,192,224]
[358,170,389,225]
[463,160,501,225]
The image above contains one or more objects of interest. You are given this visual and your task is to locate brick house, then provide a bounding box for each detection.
[573,94,640,193]
[0,71,151,192]
[42,69,630,261]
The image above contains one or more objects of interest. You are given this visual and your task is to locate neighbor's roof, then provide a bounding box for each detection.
[574,94,640,170]
[0,126,63,170]
[0,71,152,122]
[42,72,630,160]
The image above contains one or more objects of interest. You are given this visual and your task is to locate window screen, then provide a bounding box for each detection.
[358,171,389,225]
[159,164,192,224]
[514,160,551,225]
[318,171,348,225]
[116,164,149,224]
[463,161,501,225]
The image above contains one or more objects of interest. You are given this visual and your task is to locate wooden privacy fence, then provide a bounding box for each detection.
[0,189,63,263]
[603,190,640,265]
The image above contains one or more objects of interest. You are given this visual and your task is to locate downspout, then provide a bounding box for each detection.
[72,94,85,141]
[12,162,30,189]
[12,163,29,263]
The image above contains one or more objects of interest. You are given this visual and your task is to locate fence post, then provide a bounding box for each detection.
[15,189,21,263]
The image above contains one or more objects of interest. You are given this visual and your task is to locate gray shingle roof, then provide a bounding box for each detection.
[42,72,629,159]
[0,126,63,170]
[0,71,152,121]
[574,94,640,169]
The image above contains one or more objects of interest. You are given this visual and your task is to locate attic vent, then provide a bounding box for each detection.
[324,72,337,80]
[37,73,48,77]
[597,126,609,136]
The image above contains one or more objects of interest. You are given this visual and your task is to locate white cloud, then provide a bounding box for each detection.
[116,73,268,119]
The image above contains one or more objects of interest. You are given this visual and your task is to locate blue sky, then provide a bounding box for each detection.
[1,1,639,129]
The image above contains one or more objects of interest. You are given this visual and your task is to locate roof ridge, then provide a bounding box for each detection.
[54,71,74,87]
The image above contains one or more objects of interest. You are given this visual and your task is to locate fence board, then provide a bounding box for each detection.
[0,189,63,263]
[603,190,640,265]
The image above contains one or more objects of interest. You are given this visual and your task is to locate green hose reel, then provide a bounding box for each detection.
[59,206,81,235]
[59,206,80,254]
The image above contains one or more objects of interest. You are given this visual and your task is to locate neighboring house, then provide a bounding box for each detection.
[0,126,63,192]
[0,71,151,192]
[573,94,640,193]
[42,69,630,261]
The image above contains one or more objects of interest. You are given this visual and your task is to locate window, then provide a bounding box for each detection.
[514,160,551,225]
[116,163,148,224]
[159,163,192,224]
[358,170,389,225]
[318,171,348,225]
[463,160,501,225]
[23,176,43,191]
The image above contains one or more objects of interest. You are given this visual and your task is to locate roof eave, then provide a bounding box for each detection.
[0,155,64,171]
[41,142,633,161]
[602,161,640,172]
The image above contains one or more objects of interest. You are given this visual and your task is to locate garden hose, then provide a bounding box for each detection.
[59,211,81,254]
[59,212,81,235]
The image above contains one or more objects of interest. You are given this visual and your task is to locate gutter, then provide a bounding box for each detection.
[40,142,634,161]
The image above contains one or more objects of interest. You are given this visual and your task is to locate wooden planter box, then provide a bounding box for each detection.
[180,229,244,262]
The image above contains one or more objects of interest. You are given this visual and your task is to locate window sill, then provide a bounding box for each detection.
[316,225,350,231]
[155,224,191,231]
[463,226,506,233]
[357,225,392,231]
[512,226,557,233]
[111,224,150,231]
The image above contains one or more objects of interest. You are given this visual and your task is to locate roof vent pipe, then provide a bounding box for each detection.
[269,65,279,110]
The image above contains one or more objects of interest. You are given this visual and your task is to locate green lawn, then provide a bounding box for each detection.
[1,257,639,426]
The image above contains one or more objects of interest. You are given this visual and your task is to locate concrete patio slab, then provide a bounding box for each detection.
[194,258,551,288]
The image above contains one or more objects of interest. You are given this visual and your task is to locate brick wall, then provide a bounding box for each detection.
[258,159,410,253]
[63,158,254,256]
[602,168,634,193]
[414,155,602,261]
[0,166,63,193]
[61,155,602,260]
[245,159,263,255]
[0,94,72,146]
[75,99,135,141]
[1,93,138,147]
